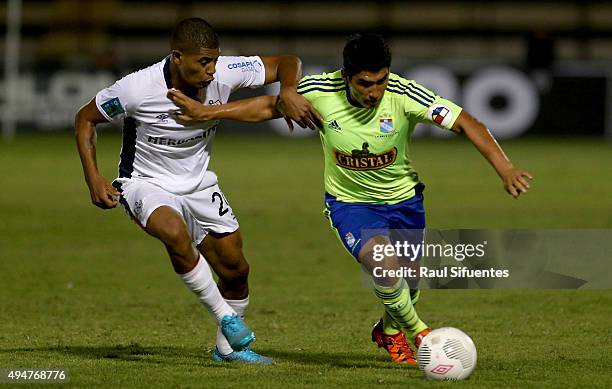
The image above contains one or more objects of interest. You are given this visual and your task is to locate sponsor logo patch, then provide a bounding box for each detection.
[227,60,262,73]
[334,142,397,171]
[146,126,217,146]
[101,97,125,118]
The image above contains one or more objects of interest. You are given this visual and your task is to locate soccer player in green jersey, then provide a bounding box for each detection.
[170,33,533,365]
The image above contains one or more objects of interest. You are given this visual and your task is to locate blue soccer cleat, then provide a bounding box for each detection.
[220,314,255,351]
[211,346,274,365]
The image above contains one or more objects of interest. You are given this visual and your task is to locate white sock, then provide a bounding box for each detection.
[216,296,250,355]
[178,254,235,323]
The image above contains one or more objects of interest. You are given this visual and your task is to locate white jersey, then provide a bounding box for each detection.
[95,55,266,194]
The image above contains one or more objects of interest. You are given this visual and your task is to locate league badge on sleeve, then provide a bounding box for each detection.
[428,104,453,128]
[379,118,394,133]
[101,97,125,118]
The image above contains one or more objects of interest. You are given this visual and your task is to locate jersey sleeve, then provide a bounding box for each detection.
[95,74,139,124]
[394,78,463,131]
[215,56,266,92]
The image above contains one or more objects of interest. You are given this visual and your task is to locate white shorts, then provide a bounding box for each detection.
[115,179,239,245]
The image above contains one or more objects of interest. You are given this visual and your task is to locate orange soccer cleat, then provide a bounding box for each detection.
[414,327,432,348]
[371,319,417,365]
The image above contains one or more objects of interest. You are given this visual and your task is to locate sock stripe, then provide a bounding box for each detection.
[410,289,420,305]
[373,279,427,339]
[374,289,403,299]
[375,292,405,300]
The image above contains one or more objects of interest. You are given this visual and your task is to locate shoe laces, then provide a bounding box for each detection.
[222,315,242,334]
[385,334,412,355]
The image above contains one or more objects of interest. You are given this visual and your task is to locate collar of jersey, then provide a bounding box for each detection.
[163,56,172,89]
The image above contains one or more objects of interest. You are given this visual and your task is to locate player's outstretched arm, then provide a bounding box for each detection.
[167,89,281,123]
[260,55,323,131]
[452,110,533,199]
[74,99,120,209]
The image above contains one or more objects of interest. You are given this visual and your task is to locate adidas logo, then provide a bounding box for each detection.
[328,120,342,131]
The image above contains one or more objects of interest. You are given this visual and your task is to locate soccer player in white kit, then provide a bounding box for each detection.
[75,18,322,364]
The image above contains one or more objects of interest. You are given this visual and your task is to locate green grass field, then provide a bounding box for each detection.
[1,132,611,388]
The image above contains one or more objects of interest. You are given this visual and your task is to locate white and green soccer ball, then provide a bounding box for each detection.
[416,327,477,380]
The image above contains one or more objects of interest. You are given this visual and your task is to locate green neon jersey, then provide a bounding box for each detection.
[297,70,463,204]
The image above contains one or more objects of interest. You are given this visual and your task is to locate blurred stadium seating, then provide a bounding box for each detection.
[1,0,612,136]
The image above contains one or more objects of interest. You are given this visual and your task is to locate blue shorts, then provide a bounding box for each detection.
[324,184,426,260]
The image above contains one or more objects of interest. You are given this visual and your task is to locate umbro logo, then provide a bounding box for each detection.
[156,113,170,122]
[328,120,342,131]
[430,364,454,375]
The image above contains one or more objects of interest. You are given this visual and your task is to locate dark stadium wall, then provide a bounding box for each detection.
[1,61,609,138]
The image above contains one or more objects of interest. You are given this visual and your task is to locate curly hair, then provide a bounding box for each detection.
[171,18,219,53]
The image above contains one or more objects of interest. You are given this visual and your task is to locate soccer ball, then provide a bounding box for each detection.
[416,327,477,380]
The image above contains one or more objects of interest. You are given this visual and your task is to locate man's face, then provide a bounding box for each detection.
[343,68,389,108]
[172,47,220,89]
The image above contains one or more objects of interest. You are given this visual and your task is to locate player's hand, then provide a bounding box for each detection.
[87,175,119,209]
[500,167,533,199]
[279,87,323,131]
[167,88,209,122]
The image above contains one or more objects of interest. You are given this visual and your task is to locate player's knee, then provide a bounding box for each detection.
[220,257,250,284]
[231,260,250,282]
[161,219,190,249]
[235,260,250,280]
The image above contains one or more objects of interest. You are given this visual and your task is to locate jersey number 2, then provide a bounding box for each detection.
[212,192,229,217]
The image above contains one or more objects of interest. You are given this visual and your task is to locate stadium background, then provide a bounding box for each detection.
[2,0,612,138]
[1,1,611,388]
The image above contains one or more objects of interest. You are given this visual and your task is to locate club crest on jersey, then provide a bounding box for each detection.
[101,97,124,118]
[334,142,397,171]
[345,232,356,247]
[379,118,393,133]
[428,104,453,127]
[134,200,143,215]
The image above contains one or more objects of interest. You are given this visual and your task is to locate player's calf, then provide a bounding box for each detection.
[216,259,249,299]
[199,230,250,299]
[145,208,256,351]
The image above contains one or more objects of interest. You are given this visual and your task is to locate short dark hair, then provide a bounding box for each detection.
[343,33,391,77]
[171,18,219,53]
